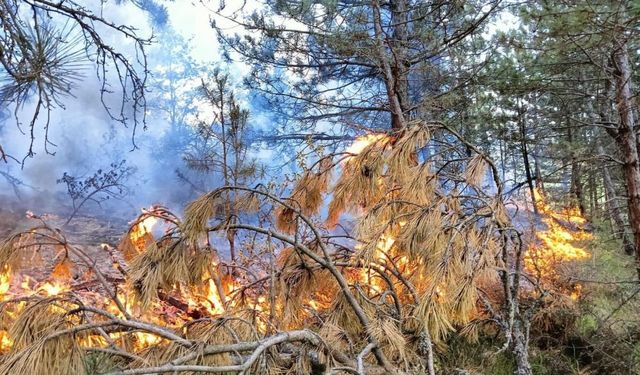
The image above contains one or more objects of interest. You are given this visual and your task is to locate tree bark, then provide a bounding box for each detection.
[534,152,544,193]
[390,0,410,127]
[568,122,586,216]
[518,104,537,213]
[570,161,585,215]
[611,41,640,275]
[588,169,598,215]
[512,320,533,375]
[599,143,635,255]
[372,0,408,130]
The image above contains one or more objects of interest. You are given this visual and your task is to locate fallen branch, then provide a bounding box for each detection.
[106,330,321,375]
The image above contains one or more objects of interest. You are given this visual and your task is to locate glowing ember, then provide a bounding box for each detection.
[38,281,69,296]
[570,284,583,301]
[133,332,162,349]
[0,330,13,352]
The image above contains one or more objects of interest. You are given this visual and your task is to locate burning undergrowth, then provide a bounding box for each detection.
[518,187,594,350]
[0,122,594,374]
[524,188,592,298]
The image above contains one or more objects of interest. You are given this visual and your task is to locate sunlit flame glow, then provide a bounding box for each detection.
[0,267,13,352]
[347,220,417,302]
[570,284,582,301]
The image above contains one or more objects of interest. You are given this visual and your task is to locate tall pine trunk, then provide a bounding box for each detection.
[390,0,410,127]
[611,41,640,275]
[600,142,635,255]
[518,105,538,213]
[568,122,586,215]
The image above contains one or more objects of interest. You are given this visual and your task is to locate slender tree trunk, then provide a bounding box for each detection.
[589,168,598,215]
[615,134,640,264]
[372,0,408,130]
[500,233,533,375]
[513,143,519,184]
[611,41,640,275]
[534,153,544,193]
[500,138,506,182]
[215,77,238,262]
[567,116,586,215]
[390,0,410,125]
[600,144,635,255]
[512,320,533,375]
[518,105,537,213]
[570,158,586,216]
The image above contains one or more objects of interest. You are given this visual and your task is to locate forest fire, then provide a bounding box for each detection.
[0,0,636,372]
[0,127,598,374]
[524,188,592,296]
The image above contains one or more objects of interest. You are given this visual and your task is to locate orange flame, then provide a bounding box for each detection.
[525,188,591,297]
[204,279,226,315]
[344,133,389,162]
[38,281,69,296]
[0,266,10,297]
[0,330,13,352]
[129,215,159,252]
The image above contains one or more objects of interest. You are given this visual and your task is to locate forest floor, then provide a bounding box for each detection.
[442,220,640,375]
[0,199,127,290]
